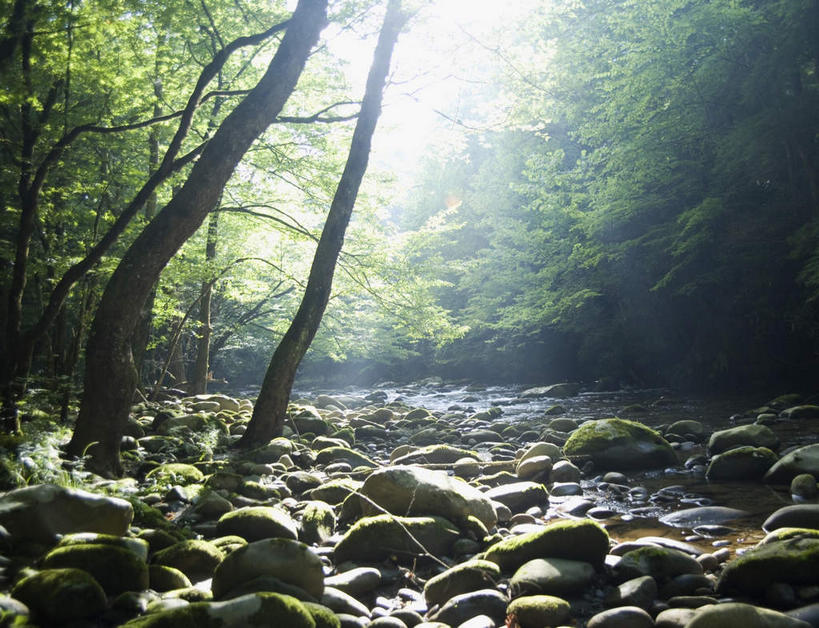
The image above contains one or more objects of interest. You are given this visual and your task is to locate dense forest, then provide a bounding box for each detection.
[2,0,819,427]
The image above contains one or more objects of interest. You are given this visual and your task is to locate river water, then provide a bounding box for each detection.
[294,381,809,553]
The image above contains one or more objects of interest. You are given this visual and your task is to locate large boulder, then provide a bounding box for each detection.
[717,536,819,596]
[484,519,609,572]
[563,418,676,470]
[42,543,148,596]
[211,538,324,600]
[762,504,819,532]
[707,424,780,455]
[687,603,811,628]
[765,444,819,484]
[333,514,459,564]
[520,383,580,399]
[0,484,133,544]
[344,466,497,529]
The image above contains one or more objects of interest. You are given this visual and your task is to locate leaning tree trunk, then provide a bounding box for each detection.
[67,0,328,476]
[238,0,407,448]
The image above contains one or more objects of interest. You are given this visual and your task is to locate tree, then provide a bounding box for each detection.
[238,0,409,446]
[67,0,329,476]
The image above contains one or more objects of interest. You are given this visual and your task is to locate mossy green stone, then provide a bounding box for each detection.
[152,540,224,582]
[423,559,501,606]
[506,595,571,628]
[148,564,192,592]
[484,519,609,572]
[315,446,377,468]
[216,506,298,541]
[334,514,459,563]
[12,568,106,624]
[56,532,149,562]
[42,543,148,595]
[146,463,205,485]
[301,602,341,628]
[717,537,819,596]
[121,592,316,628]
[564,418,676,470]
[391,444,478,465]
[300,501,336,545]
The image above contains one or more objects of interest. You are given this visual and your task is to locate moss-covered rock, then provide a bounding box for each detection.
[423,559,501,606]
[314,446,378,468]
[612,546,702,583]
[509,557,595,597]
[484,481,549,511]
[247,437,295,464]
[148,564,192,592]
[42,543,148,596]
[299,501,336,545]
[484,519,609,572]
[391,444,477,465]
[506,594,571,628]
[333,514,459,564]
[11,567,106,624]
[216,506,298,542]
[686,602,811,628]
[302,601,341,628]
[705,446,778,481]
[707,424,780,456]
[56,532,149,562]
[563,418,676,470]
[121,592,317,627]
[211,538,324,600]
[765,444,819,484]
[145,463,205,485]
[151,540,224,582]
[304,478,361,505]
[717,536,819,596]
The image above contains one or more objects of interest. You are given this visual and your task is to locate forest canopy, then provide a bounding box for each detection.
[1,0,818,418]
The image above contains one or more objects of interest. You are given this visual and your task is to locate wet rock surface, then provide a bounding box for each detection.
[0,384,818,626]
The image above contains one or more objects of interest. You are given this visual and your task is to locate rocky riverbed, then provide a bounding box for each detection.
[0,381,818,627]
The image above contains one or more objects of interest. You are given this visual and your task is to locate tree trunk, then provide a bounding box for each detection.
[238,0,407,448]
[191,210,219,394]
[67,0,328,476]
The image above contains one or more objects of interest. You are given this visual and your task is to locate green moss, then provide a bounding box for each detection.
[301,602,341,628]
[314,446,377,468]
[507,595,571,627]
[152,540,224,582]
[717,537,819,596]
[42,543,148,596]
[146,463,204,485]
[126,497,189,542]
[563,418,676,470]
[484,519,609,572]
[11,568,106,624]
[391,444,478,464]
[423,559,501,606]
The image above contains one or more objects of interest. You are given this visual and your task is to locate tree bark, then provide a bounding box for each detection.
[67,0,328,476]
[238,0,407,448]
[191,208,219,394]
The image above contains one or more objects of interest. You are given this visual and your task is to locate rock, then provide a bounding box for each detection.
[520,383,580,399]
[145,463,204,485]
[520,442,563,463]
[667,420,706,439]
[325,567,381,596]
[763,505,819,532]
[549,460,582,483]
[717,536,819,596]
[429,589,508,626]
[391,445,478,465]
[249,437,294,463]
[303,601,342,628]
[120,592,317,627]
[152,539,224,582]
[423,559,501,606]
[300,500,336,545]
[791,474,818,499]
[211,538,324,600]
[320,586,370,617]
[483,481,549,512]
[333,515,459,564]
[686,602,812,628]
[0,484,133,544]
[368,617,407,628]
[659,506,751,528]
[286,471,324,494]
[306,478,362,505]
[586,606,654,628]
[606,575,657,611]
[563,418,677,470]
[613,546,703,583]
[484,519,609,571]
[347,466,497,529]
[707,424,780,456]
[765,445,819,484]
[42,542,148,596]
[506,594,571,627]
[11,567,106,624]
[315,446,378,468]
[515,455,552,480]
[149,564,192,591]
[190,491,234,519]
[56,532,149,562]
[509,557,595,597]
[705,446,778,481]
[655,608,698,628]
[781,405,819,420]
[217,506,298,542]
